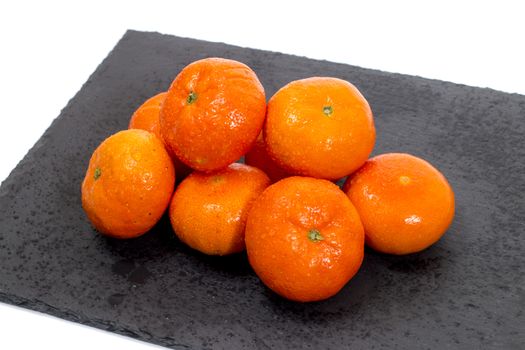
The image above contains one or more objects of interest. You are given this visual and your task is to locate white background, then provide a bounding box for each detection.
[0,0,523,349]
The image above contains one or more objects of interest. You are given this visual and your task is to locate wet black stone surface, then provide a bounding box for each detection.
[0,30,524,349]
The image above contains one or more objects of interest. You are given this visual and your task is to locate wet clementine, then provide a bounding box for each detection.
[265,77,375,180]
[169,163,270,255]
[245,176,364,302]
[245,133,289,183]
[129,92,192,181]
[129,92,167,136]
[343,153,455,255]
[81,129,175,238]
[160,58,266,172]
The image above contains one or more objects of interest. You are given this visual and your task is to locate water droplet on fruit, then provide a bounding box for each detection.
[404,214,422,225]
[399,175,411,185]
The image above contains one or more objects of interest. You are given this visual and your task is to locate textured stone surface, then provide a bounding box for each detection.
[0,30,524,349]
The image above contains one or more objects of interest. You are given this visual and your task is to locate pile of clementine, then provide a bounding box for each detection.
[82,57,455,302]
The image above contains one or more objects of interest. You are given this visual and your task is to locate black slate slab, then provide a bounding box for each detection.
[0,30,524,350]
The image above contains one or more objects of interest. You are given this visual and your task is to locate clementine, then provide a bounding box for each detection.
[160,58,266,172]
[245,176,364,302]
[82,129,175,238]
[343,153,455,255]
[129,92,192,181]
[169,163,270,255]
[245,133,289,183]
[265,77,375,180]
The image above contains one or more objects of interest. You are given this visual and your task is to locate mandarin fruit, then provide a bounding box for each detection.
[265,77,375,180]
[129,92,192,181]
[129,92,167,136]
[343,153,455,255]
[160,58,266,172]
[245,176,364,302]
[81,129,175,239]
[169,163,270,255]
[245,133,289,183]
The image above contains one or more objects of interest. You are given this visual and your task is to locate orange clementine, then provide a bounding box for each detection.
[129,92,192,181]
[343,153,455,255]
[245,176,364,302]
[169,163,270,255]
[160,58,266,172]
[81,129,175,238]
[265,77,375,180]
[244,133,289,183]
[129,92,166,136]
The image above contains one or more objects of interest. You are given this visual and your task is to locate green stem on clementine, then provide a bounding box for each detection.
[308,229,324,242]
[323,105,333,116]
[94,167,101,180]
[187,91,198,104]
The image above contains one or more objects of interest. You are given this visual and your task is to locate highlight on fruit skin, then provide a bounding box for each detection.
[81,129,175,239]
[343,153,455,255]
[160,57,267,172]
[245,176,365,302]
[169,163,270,256]
[265,77,376,180]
